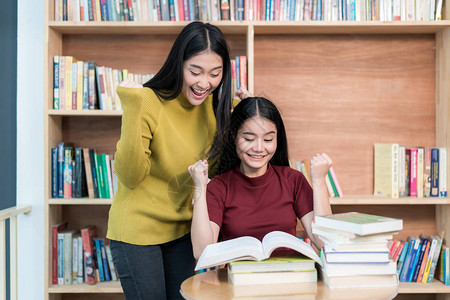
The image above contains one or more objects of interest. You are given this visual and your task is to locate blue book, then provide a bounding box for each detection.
[406,237,422,282]
[411,237,429,282]
[400,237,416,281]
[265,0,271,20]
[51,148,58,198]
[57,142,73,198]
[95,239,105,281]
[100,0,109,20]
[430,148,439,197]
[82,62,89,110]
[235,56,240,91]
[53,56,59,109]
[99,239,111,281]
[396,241,409,275]
[188,0,195,21]
[237,0,244,20]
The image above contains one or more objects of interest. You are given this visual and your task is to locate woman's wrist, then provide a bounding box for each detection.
[192,186,207,205]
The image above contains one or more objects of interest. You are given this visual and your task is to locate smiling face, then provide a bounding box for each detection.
[236,116,278,178]
[181,50,223,106]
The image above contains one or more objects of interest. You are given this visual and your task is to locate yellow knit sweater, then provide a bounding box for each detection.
[107,86,216,245]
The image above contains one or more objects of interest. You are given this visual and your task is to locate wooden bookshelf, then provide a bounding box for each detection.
[45,1,450,299]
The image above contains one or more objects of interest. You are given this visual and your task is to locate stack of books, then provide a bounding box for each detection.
[313,212,403,289]
[194,231,322,289]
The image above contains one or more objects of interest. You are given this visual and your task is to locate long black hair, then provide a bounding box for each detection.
[218,97,290,174]
[143,21,232,165]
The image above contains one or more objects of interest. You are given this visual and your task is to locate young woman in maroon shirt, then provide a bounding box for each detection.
[189,96,333,259]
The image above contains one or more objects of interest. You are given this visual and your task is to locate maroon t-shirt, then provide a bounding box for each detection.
[206,164,313,242]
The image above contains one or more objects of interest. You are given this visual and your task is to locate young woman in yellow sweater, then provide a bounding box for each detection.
[106,22,250,299]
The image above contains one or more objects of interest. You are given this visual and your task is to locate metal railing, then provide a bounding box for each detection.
[0,206,31,300]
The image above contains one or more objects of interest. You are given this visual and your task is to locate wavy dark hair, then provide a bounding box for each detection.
[143,21,232,166]
[217,97,290,174]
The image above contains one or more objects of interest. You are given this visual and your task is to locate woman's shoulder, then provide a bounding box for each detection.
[209,169,235,187]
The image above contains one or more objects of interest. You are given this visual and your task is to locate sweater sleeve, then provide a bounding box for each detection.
[114,86,160,189]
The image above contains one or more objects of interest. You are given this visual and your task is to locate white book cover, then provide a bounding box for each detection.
[406,0,415,20]
[77,235,83,283]
[324,246,390,263]
[315,212,403,236]
[72,236,78,284]
[417,148,424,198]
[195,231,322,271]
[321,255,396,276]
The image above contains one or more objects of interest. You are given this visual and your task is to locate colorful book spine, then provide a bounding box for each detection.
[57,232,65,285]
[51,148,58,198]
[100,239,111,281]
[53,56,59,109]
[430,147,439,197]
[329,166,343,197]
[105,244,118,280]
[396,241,409,275]
[59,56,65,110]
[416,148,424,198]
[409,148,417,197]
[95,239,105,281]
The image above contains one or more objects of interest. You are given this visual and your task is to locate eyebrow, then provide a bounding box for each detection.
[241,131,276,135]
[189,64,223,71]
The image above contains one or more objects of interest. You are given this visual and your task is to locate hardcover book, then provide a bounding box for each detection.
[194,231,321,271]
[228,255,315,273]
[228,266,317,286]
[314,212,403,236]
[374,143,399,198]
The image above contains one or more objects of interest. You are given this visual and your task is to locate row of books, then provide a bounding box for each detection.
[231,56,247,95]
[395,235,447,284]
[313,212,403,288]
[51,142,117,199]
[289,157,343,197]
[53,55,153,111]
[374,144,447,198]
[53,223,118,285]
[54,0,443,22]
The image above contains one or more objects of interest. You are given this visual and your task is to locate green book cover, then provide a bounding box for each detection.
[101,153,110,199]
[327,171,339,197]
[94,153,104,198]
[229,256,315,273]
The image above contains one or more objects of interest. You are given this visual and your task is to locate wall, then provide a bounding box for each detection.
[17,0,44,299]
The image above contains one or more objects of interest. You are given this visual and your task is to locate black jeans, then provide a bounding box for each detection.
[110,233,196,300]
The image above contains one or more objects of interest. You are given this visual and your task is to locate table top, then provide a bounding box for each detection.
[180,268,399,300]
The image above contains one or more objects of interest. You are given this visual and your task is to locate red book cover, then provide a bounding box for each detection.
[81,225,97,285]
[239,56,247,89]
[52,221,68,285]
[178,0,185,20]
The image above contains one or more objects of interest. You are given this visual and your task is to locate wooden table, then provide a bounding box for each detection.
[180,269,399,299]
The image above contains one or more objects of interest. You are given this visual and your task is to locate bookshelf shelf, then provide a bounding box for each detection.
[399,281,450,294]
[48,281,122,293]
[330,195,450,205]
[48,110,122,117]
[48,20,450,35]
[48,198,113,205]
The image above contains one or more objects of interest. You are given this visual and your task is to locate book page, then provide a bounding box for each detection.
[194,236,264,270]
[261,231,322,267]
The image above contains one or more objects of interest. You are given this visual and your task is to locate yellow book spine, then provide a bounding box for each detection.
[77,61,84,110]
[65,56,73,110]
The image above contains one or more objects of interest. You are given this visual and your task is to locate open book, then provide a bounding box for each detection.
[194,231,322,271]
